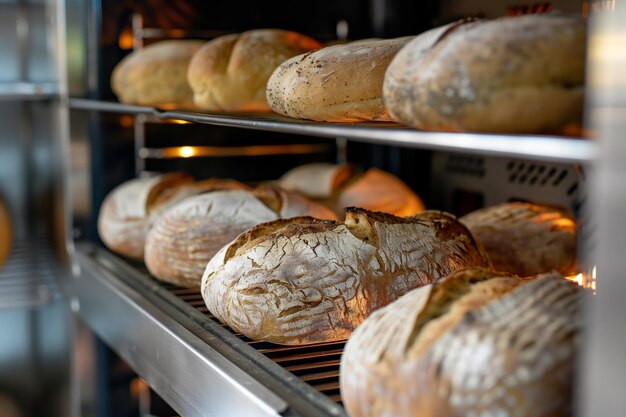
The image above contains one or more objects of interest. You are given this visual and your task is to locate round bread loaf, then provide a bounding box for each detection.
[0,197,12,268]
[201,208,490,345]
[97,173,247,260]
[383,14,586,133]
[111,40,205,108]
[460,202,577,276]
[144,186,337,288]
[340,268,585,417]
[278,163,424,217]
[266,36,413,122]
[187,29,321,111]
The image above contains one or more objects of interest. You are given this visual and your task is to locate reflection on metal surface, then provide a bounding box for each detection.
[566,266,597,293]
[138,143,333,159]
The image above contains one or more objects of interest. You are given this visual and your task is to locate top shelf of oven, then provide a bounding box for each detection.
[69,98,596,164]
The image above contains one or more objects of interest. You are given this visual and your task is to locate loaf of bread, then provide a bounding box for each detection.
[97,173,247,260]
[187,29,321,111]
[201,208,490,344]
[266,36,413,122]
[111,40,205,108]
[383,14,586,133]
[278,163,424,217]
[340,268,585,417]
[460,202,577,276]
[0,197,12,268]
[144,186,337,288]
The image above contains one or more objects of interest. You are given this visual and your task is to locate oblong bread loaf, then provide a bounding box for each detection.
[266,36,413,122]
[201,208,490,345]
[383,14,586,133]
[111,40,205,108]
[144,187,337,288]
[187,29,321,111]
[460,202,577,276]
[340,268,585,417]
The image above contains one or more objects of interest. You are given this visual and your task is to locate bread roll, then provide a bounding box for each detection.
[278,163,424,217]
[266,36,413,122]
[340,268,585,417]
[111,40,205,108]
[187,29,321,111]
[0,197,12,268]
[201,208,490,345]
[97,173,247,260]
[144,186,337,288]
[384,14,586,133]
[460,202,577,276]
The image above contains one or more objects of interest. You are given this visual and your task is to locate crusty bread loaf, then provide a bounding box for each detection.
[340,268,585,417]
[144,186,337,288]
[201,208,490,345]
[460,202,577,276]
[278,163,424,217]
[384,14,586,133]
[111,40,205,108]
[266,36,413,122]
[187,29,321,111]
[97,173,247,260]
[0,197,12,268]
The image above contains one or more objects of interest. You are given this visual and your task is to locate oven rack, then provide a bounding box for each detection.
[69,98,596,164]
[73,242,348,417]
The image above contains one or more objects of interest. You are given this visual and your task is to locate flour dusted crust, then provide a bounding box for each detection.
[340,268,585,417]
[201,209,489,344]
[266,36,413,122]
[187,29,321,111]
[460,202,577,276]
[97,174,247,260]
[384,14,586,133]
[111,40,205,108]
[144,187,337,288]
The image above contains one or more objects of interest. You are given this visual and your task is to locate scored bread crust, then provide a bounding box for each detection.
[187,29,321,111]
[111,40,206,108]
[383,14,586,133]
[144,187,337,288]
[460,202,577,276]
[201,208,490,345]
[340,268,585,417]
[266,37,413,122]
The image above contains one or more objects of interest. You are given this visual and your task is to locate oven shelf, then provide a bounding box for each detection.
[73,243,347,417]
[0,83,58,100]
[69,98,596,164]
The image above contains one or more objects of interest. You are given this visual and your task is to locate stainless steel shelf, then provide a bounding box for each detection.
[73,244,347,417]
[0,83,59,100]
[69,98,596,164]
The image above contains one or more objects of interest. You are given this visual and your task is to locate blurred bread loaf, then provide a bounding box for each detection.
[0,197,12,268]
[144,186,337,288]
[111,40,205,108]
[278,163,424,217]
[97,173,247,260]
[201,208,490,344]
[267,36,413,121]
[460,202,577,276]
[384,14,586,133]
[187,29,321,111]
[340,268,585,417]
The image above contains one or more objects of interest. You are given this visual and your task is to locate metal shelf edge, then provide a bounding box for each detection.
[69,98,596,164]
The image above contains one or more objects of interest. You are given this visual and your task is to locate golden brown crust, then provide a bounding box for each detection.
[187,29,321,111]
[384,14,586,133]
[111,40,205,108]
[202,209,490,344]
[340,269,585,417]
[460,202,577,276]
[267,37,413,122]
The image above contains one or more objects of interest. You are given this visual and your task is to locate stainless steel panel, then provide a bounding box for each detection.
[70,98,596,164]
[73,249,287,417]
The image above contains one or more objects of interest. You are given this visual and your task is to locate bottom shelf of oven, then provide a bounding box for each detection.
[72,242,348,417]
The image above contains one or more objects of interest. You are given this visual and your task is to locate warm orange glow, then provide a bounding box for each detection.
[119,115,134,128]
[178,146,195,158]
[118,29,134,50]
[567,273,585,286]
[167,119,191,125]
[566,266,597,293]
